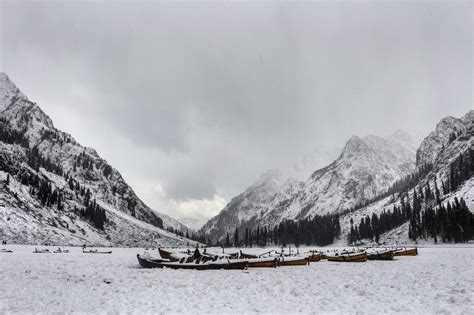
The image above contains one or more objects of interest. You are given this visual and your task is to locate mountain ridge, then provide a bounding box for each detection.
[0,72,193,246]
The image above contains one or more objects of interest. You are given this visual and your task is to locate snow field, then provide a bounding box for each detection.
[1,245,473,313]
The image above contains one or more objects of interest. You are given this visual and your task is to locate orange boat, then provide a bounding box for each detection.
[394,247,418,256]
[308,251,321,262]
[278,256,309,266]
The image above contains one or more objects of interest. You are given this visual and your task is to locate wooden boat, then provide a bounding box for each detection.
[33,248,50,254]
[367,250,394,261]
[0,249,12,253]
[82,249,112,254]
[137,254,248,270]
[326,251,367,262]
[278,256,309,266]
[394,247,418,256]
[308,251,321,262]
[53,249,69,254]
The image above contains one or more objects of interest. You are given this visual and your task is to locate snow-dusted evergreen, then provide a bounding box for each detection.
[0,73,193,247]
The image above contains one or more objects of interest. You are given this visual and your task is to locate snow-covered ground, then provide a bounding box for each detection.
[1,245,473,313]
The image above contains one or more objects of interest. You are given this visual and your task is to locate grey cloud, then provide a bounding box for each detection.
[1,1,472,214]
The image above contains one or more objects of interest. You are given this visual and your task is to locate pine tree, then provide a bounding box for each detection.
[244,228,249,247]
[225,232,230,248]
[234,228,239,246]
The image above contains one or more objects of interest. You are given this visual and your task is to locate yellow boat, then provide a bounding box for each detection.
[394,247,418,256]
[326,251,367,262]
[278,256,309,266]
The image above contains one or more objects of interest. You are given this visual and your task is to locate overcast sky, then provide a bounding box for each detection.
[0,1,472,227]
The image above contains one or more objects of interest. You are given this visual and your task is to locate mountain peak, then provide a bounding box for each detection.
[0,72,27,111]
[462,109,474,123]
[386,129,417,152]
[416,112,468,166]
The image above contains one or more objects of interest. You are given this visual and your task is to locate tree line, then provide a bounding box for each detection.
[217,214,341,248]
[349,148,473,244]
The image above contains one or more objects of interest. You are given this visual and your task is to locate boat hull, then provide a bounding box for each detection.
[327,252,367,262]
[367,250,394,261]
[308,252,321,262]
[394,248,418,256]
[82,250,112,254]
[138,254,248,270]
[278,257,309,266]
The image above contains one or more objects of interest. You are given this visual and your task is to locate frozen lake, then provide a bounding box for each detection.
[1,245,473,313]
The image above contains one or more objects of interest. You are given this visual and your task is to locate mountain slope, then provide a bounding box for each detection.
[338,110,474,244]
[0,73,193,246]
[201,131,417,242]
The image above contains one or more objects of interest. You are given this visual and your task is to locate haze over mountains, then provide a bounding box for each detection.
[0,73,472,246]
[199,131,417,242]
[200,109,473,244]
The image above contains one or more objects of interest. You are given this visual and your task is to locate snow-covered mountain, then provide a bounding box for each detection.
[199,170,294,242]
[295,133,416,217]
[337,109,474,245]
[416,115,468,166]
[0,73,193,247]
[200,131,417,242]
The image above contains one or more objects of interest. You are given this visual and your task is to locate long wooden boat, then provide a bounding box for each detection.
[278,256,309,266]
[394,247,418,256]
[53,249,69,254]
[326,251,367,262]
[1,249,12,253]
[367,250,394,261]
[83,249,112,254]
[33,249,50,254]
[308,251,321,262]
[137,254,248,270]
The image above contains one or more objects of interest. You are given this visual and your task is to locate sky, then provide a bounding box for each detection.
[0,1,472,228]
